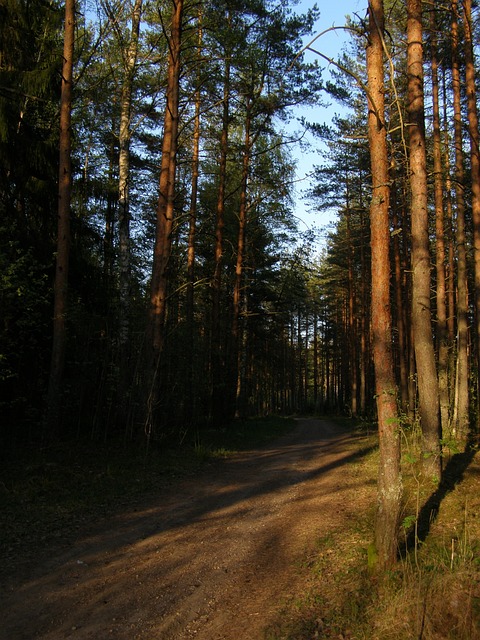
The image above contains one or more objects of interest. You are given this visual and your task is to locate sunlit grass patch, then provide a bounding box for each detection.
[266,423,480,640]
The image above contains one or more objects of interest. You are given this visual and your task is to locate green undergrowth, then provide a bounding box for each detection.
[267,421,480,640]
[0,415,295,569]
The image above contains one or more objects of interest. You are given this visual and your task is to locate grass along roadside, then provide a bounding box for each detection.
[266,423,480,640]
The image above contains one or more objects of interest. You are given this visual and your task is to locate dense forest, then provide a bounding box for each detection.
[1,0,325,443]
[2,0,480,568]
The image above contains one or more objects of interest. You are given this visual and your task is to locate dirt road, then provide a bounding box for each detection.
[0,418,376,640]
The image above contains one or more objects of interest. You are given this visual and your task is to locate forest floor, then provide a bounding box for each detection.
[1,417,479,640]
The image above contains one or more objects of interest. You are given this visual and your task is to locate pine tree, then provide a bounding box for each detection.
[146,0,184,439]
[407,0,441,480]
[366,0,402,569]
[46,0,75,434]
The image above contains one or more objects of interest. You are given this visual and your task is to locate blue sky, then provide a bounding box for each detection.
[291,1,368,247]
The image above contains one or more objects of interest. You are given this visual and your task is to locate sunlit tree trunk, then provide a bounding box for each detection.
[305,310,310,406]
[366,0,402,569]
[147,0,183,438]
[451,0,470,439]
[313,306,319,409]
[345,190,358,416]
[186,90,200,331]
[463,0,480,433]
[297,308,303,409]
[391,163,409,413]
[430,8,450,437]
[185,8,202,423]
[407,0,441,480]
[46,0,75,433]
[118,0,143,352]
[359,207,368,415]
[442,69,455,344]
[442,69,456,404]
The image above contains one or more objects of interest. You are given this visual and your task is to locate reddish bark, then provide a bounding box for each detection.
[463,0,480,432]
[147,0,184,436]
[366,0,402,569]
[430,8,450,435]
[233,97,252,417]
[407,0,441,478]
[210,52,231,425]
[451,0,470,439]
[46,0,75,432]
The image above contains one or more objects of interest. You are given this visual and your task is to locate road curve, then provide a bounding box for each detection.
[0,418,375,640]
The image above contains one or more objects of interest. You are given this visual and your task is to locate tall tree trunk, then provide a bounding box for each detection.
[463,0,480,434]
[104,116,117,293]
[115,0,143,432]
[401,208,416,419]
[146,0,183,439]
[313,307,319,409]
[46,0,75,433]
[431,8,450,437]
[185,8,203,424]
[390,159,409,413]
[118,0,143,351]
[297,308,303,410]
[345,188,358,416]
[407,0,441,480]
[451,0,470,439]
[393,207,409,411]
[441,72,456,346]
[366,0,402,569]
[233,98,252,418]
[442,68,456,409]
[359,207,368,415]
[211,52,230,426]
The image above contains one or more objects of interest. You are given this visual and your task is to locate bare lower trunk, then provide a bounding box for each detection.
[463,0,480,433]
[211,52,230,426]
[118,0,143,351]
[359,208,368,415]
[346,198,358,416]
[233,99,251,418]
[442,69,456,428]
[367,0,402,570]
[147,0,183,439]
[185,9,202,423]
[46,0,75,434]
[451,1,470,440]
[431,9,449,436]
[407,0,441,480]
[391,172,409,413]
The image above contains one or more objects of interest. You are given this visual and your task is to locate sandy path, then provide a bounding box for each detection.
[0,418,374,640]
